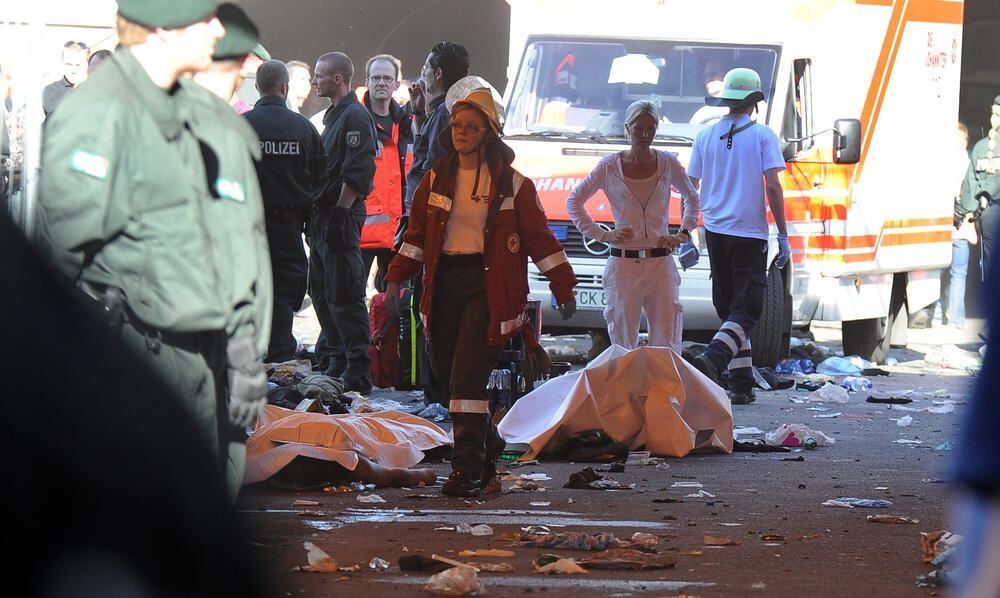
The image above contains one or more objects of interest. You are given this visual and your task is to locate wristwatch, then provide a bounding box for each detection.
[678,228,691,242]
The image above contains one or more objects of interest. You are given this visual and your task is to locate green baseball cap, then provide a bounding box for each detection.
[213,3,259,61]
[251,43,271,61]
[117,0,219,29]
[706,67,766,108]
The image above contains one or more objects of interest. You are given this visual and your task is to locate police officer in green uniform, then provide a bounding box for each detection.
[35,0,268,498]
[959,95,1000,278]
[184,2,274,496]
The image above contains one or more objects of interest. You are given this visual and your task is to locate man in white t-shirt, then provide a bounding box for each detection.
[686,68,789,405]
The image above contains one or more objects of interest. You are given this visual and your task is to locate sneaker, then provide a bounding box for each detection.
[729,388,756,405]
[693,354,724,387]
[442,471,482,497]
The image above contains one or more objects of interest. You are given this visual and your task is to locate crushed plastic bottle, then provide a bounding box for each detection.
[425,566,482,597]
[823,497,893,508]
[808,382,850,403]
[841,376,873,392]
[775,358,816,375]
[418,403,449,422]
[816,356,863,376]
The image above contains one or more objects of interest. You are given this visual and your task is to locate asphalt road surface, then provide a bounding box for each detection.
[238,321,981,596]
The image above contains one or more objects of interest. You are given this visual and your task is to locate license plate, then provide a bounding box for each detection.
[548,224,568,241]
[575,288,606,311]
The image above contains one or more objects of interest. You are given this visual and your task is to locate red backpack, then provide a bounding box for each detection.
[368,289,404,389]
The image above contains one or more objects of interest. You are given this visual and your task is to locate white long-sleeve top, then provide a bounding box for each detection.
[565,150,700,249]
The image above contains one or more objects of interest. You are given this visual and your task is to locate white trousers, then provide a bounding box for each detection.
[602,255,682,352]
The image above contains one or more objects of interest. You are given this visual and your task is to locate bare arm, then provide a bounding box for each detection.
[764,168,787,236]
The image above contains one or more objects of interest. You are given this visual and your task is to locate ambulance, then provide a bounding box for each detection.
[503,0,964,364]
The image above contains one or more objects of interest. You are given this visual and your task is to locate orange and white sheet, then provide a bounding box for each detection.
[244,406,451,485]
[498,346,733,459]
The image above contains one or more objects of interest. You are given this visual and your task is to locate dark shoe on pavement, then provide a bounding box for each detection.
[441,471,482,497]
[341,376,373,395]
[693,354,724,387]
[729,388,756,405]
[481,425,505,495]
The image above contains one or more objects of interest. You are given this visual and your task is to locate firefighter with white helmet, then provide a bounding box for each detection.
[384,76,578,497]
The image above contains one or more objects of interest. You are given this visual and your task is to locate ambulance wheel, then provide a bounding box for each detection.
[842,273,907,364]
[750,262,792,368]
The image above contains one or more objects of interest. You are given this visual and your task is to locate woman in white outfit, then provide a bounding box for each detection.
[566,101,700,352]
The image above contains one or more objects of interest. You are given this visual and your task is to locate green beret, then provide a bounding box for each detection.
[251,43,271,62]
[213,3,259,61]
[117,0,219,29]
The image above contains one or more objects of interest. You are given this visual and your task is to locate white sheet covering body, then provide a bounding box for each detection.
[498,346,733,458]
[244,406,451,485]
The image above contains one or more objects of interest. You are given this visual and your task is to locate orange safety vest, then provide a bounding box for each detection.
[362,119,405,250]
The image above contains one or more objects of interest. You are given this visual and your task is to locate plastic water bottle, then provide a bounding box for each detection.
[816,356,863,375]
[841,376,873,392]
[803,437,818,450]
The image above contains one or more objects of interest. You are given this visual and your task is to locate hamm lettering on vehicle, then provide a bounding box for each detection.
[532,177,582,192]
[260,140,302,156]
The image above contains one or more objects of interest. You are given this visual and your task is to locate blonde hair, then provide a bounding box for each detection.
[115,14,151,47]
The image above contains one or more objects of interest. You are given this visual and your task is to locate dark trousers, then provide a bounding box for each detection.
[362,248,393,293]
[703,230,767,393]
[980,204,1000,279]
[429,258,502,406]
[265,208,308,362]
[411,275,445,406]
[429,256,502,477]
[309,213,372,386]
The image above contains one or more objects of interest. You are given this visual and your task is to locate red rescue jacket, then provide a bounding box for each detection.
[361,93,413,250]
[386,142,577,346]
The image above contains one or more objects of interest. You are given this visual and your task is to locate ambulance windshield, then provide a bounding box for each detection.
[505,38,779,144]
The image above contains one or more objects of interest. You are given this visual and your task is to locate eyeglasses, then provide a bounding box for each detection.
[452,122,486,134]
[368,75,395,84]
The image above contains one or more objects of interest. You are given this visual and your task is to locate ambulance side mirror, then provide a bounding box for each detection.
[833,119,862,164]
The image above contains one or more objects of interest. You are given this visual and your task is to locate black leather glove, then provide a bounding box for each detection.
[326,206,350,250]
[557,299,577,320]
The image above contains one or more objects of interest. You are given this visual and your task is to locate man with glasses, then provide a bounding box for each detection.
[361,54,413,291]
[43,41,89,118]
[309,51,378,394]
